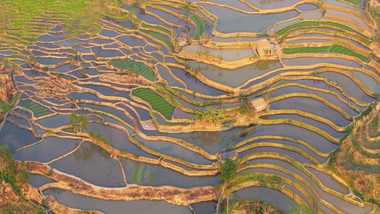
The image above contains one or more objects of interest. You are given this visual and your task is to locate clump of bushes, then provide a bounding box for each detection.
[0,145,30,194]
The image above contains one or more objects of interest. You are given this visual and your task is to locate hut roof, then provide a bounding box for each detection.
[248,97,268,112]
[219,150,238,160]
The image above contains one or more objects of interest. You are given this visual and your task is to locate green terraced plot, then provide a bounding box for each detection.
[343,0,362,5]
[283,45,367,62]
[141,23,171,35]
[283,46,330,54]
[142,30,173,51]
[328,45,368,62]
[277,21,319,35]
[192,15,204,40]
[132,88,174,120]
[109,59,156,81]
[321,21,354,32]
[23,101,53,117]
[277,21,355,35]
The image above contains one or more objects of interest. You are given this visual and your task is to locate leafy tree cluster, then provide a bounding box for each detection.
[70,113,89,133]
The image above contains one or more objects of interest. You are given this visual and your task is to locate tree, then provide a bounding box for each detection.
[70,113,88,133]
[217,158,238,213]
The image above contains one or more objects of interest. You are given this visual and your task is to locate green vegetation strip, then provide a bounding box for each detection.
[140,166,146,183]
[343,0,362,5]
[142,30,173,51]
[283,46,330,54]
[328,45,368,62]
[283,45,368,62]
[133,166,139,183]
[192,15,204,40]
[23,101,53,117]
[108,59,156,81]
[132,88,174,120]
[141,23,171,35]
[321,21,354,32]
[277,21,319,35]
[277,21,355,35]
[149,172,155,184]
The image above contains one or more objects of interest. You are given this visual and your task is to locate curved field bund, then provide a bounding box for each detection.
[1,0,379,213]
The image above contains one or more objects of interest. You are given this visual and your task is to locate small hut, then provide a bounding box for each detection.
[218,150,238,161]
[248,97,268,112]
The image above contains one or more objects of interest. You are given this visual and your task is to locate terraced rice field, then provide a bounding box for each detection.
[277,21,355,35]
[192,15,204,40]
[23,101,53,117]
[132,88,174,120]
[283,45,368,62]
[109,59,157,81]
[0,0,379,213]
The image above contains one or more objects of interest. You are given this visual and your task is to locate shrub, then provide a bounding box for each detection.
[88,129,110,145]
[133,153,140,159]
[219,158,237,183]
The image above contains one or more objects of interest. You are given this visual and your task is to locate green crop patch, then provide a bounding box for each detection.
[277,20,355,35]
[283,46,330,54]
[277,21,319,35]
[142,30,173,51]
[23,101,53,117]
[192,15,204,40]
[140,166,146,183]
[283,45,368,62]
[132,88,174,120]
[328,45,368,62]
[109,59,157,81]
[343,0,362,5]
[141,23,171,35]
[321,21,354,32]
[133,166,139,183]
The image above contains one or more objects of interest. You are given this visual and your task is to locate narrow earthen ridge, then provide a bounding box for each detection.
[23,161,217,206]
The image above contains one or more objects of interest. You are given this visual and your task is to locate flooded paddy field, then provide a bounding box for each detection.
[0,0,379,213]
